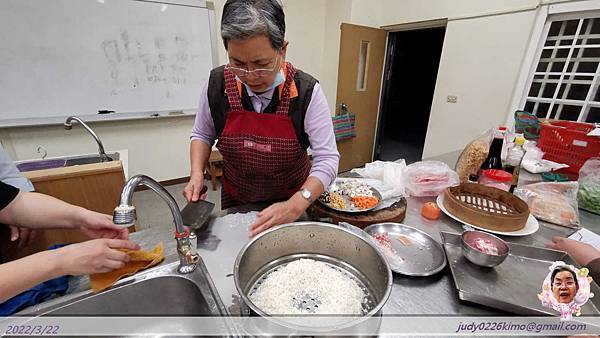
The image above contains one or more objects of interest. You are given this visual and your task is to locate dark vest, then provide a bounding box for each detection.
[207,65,317,149]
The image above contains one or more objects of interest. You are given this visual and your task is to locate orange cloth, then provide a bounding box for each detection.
[90,243,164,292]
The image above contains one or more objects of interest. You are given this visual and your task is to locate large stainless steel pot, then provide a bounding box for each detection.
[234,221,392,334]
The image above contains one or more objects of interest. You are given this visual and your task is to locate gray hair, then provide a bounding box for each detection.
[221,0,285,51]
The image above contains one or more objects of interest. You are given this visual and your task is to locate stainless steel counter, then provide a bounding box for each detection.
[194,197,600,316]
[62,196,600,317]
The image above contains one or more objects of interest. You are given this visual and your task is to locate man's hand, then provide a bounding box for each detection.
[54,239,140,275]
[547,236,600,266]
[183,174,207,202]
[249,200,304,238]
[79,211,129,240]
[9,226,36,248]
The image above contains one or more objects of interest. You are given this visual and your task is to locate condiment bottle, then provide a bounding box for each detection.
[479,125,506,172]
[504,136,526,193]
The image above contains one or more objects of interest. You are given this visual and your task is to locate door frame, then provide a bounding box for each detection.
[372,19,448,161]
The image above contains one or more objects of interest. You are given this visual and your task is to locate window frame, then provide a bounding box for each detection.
[508,0,600,125]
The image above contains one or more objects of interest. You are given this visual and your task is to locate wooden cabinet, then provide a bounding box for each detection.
[0,161,133,261]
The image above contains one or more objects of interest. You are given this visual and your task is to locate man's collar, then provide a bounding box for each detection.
[245,85,275,99]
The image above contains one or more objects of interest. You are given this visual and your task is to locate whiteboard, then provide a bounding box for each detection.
[0,0,216,127]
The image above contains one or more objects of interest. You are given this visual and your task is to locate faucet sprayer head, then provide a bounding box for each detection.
[113,205,136,228]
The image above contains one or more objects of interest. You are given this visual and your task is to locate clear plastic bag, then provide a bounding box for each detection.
[455,129,492,182]
[521,141,569,173]
[578,158,600,215]
[338,222,402,272]
[350,159,407,199]
[404,161,460,197]
[514,182,580,227]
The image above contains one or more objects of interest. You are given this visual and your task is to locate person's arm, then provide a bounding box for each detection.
[184,82,217,202]
[0,190,127,239]
[184,140,212,202]
[0,145,37,247]
[0,238,139,303]
[586,258,600,284]
[302,83,339,191]
[0,145,34,192]
[547,236,600,265]
[249,83,339,237]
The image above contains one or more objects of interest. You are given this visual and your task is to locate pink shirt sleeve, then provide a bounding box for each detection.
[304,83,340,189]
[190,81,217,146]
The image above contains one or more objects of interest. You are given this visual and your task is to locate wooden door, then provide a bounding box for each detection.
[335,23,387,172]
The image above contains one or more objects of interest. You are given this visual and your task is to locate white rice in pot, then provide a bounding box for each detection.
[249,258,366,315]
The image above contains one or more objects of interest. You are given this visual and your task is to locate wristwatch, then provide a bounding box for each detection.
[299,188,313,203]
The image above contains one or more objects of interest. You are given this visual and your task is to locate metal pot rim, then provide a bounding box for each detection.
[233,221,393,331]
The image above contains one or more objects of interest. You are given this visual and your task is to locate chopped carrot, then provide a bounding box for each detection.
[351,196,379,209]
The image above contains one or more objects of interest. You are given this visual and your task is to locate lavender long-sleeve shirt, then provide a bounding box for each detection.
[191,81,339,189]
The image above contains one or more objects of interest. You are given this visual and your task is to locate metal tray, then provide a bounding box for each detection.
[441,231,600,315]
[364,223,447,276]
[319,182,382,213]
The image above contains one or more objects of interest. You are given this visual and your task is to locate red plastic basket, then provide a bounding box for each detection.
[538,121,600,175]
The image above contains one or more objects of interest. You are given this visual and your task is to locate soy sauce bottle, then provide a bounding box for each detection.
[480,125,507,171]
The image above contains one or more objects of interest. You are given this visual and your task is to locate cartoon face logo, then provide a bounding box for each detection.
[552,268,578,304]
[538,261,594,320]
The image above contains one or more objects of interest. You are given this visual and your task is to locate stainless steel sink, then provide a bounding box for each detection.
[64,153,119,167]
[20,256,227,317]
[16,152,120,172]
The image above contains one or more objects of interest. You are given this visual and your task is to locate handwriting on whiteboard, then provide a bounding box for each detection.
[102,30,201,97]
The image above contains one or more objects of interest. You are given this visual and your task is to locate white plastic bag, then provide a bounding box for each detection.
[514,182,580,227]
[351,160,407,199]
[404,161,460,197]
[521,141,569,173]
[578,158,600,214]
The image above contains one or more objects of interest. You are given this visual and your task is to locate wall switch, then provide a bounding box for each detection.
[447,95,458,103]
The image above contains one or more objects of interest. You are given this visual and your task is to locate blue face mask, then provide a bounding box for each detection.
[236,69,285,93]
[266,70,285,91]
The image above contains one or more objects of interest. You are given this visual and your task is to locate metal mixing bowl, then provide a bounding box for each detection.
[461,230,509,268]
[234,221,392,332]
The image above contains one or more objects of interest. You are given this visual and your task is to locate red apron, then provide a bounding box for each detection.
[216,62,311,209]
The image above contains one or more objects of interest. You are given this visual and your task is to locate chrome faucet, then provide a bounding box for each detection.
[113,175,199,274]
[64,116,109,162]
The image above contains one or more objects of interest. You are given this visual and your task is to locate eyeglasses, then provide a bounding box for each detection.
[226,54,281,78]
[553,281,576,288]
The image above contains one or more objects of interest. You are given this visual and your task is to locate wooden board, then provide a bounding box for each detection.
[307,198,407,229]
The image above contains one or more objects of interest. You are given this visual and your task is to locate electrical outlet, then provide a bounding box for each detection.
[447,95,458,103]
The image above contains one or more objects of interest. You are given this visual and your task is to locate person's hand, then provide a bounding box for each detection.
[78,210,129,240]
[54,238,140,275]
[9,225,36,248]
[183,174,207,202]
[547,236,600,266]
[249,200,303,238]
